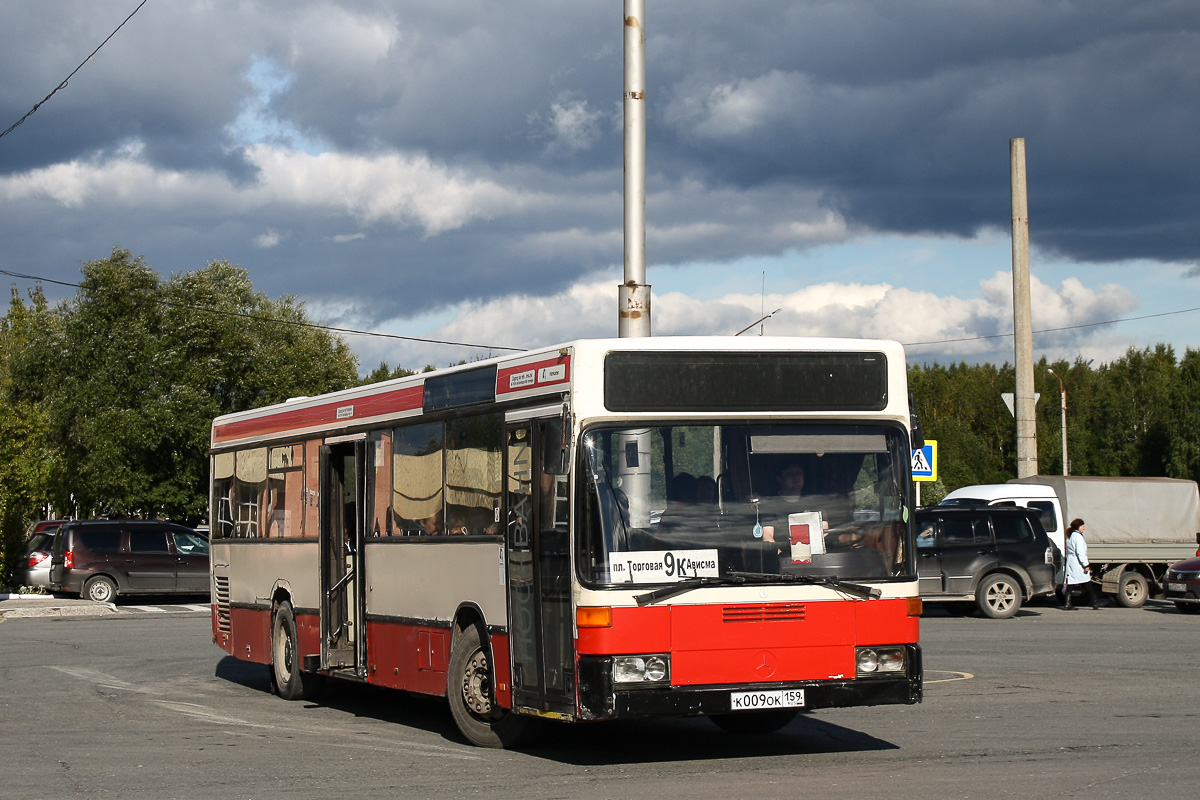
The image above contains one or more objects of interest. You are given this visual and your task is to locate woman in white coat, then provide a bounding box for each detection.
[1063,518,1099,610]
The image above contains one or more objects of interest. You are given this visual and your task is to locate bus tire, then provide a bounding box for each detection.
[708,708,800,734]
[1115,571,1148,608]
[447,624,538,749]
[83,575,118,603]
[976,574,1021,619]
[272,601,321,701]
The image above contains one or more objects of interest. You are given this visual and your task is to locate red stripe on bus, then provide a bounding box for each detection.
[576,599,918,686]
[213,386,424,445]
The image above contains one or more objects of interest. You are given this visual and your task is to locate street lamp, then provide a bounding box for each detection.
[1047,368,1068,476]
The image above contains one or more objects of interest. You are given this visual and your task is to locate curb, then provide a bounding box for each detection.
[0,603,118,619]
[0,595,120,619]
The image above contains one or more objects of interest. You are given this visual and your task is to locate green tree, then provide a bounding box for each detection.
[0,286,58,587]
[360,361,418,386]
[12,248,358,523]
[909,361,1015,491]
[1168,348,1200,482]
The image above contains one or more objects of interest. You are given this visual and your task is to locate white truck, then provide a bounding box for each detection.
[940,476,1200,607]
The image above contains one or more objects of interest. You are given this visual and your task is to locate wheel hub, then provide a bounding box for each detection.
[461,650,493,716]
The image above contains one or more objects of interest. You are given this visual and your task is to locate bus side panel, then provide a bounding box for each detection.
[230,605,272,664]
[362,542,507,699]
[365,620,450,697]
[213,540,320,664]
[295,610,321,665]
[489,633,513,709]
[363,541,508,626]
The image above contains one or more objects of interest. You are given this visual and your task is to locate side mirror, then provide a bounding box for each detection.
[908,391,925,450]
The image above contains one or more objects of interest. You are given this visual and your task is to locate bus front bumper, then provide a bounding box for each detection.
[576,645,922,721]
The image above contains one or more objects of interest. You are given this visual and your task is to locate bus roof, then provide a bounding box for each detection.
[211,335,907,450]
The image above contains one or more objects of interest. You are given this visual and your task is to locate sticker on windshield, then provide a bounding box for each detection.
[788,512,826,564]
[609,549,720,583]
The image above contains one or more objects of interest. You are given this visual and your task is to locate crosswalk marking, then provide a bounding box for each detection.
[119,603,210,614]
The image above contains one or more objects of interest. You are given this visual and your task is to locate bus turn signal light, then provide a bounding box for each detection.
[907,597,923,617]
[576,606,613,628]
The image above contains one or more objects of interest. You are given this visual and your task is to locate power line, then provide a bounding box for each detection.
[5,265,1197,354]
[0,0,151,141]
[0,269,524,353]
[901,305,1200,349]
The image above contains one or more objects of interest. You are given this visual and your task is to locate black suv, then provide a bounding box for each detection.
[915,506,1057,619]
[48,520,209,603]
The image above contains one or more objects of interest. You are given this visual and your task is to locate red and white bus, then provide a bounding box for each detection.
[209,336,923,747]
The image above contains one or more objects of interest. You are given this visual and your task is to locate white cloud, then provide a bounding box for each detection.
[352,266,1140,373]
[255,229,282,248]
[0,143,529,236]
[544,100,605,153]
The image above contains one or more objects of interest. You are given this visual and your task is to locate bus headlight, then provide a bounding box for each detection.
[856,646,906,676]
[613,655,670,684]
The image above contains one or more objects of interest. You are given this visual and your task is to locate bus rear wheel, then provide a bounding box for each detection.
[448,624,538,748]
[271,601,321,700]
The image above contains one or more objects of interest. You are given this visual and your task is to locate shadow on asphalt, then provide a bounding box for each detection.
[213,653,899,763]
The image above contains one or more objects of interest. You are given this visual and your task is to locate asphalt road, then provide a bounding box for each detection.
[1,599,1197,799]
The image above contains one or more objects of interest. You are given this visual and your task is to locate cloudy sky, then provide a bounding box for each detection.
[2,0,1199,373]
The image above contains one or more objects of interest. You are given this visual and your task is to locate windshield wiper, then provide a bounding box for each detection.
[724,570,882,600]
[633,570,882,606]
[634,576,748,606]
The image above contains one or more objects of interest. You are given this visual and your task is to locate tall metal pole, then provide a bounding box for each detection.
[1010,138,1038,478]
[620,0,650,338]
[1048,369,1068,476]
[619,1,652,528]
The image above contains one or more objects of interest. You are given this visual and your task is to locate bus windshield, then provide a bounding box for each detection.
[578,423,915,586]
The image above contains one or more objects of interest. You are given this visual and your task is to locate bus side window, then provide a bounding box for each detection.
[446,414,503,535]
[391,422,444,537]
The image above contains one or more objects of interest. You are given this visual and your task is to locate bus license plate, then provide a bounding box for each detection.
[1168,582,1186,592]
[730,689,805,711]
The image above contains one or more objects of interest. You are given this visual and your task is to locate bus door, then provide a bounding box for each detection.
[505,411,574,717]
[320,435,367,677]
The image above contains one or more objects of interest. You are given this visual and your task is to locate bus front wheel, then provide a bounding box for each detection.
[271,601,321,701]
[447,624,538,748]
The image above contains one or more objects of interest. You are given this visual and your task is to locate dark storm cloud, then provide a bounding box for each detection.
[1,0,1198,329]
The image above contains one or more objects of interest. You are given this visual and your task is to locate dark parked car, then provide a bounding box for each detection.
[48,520,209,602]
[915,505,1057,619]
[1163,556,1200,615]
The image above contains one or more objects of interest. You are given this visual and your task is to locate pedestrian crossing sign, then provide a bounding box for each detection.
[911,440,937,482]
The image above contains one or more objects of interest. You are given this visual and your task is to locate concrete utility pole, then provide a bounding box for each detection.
[1048,368,1068,476]
[620,0,650,338]
[1010,138,1038,478]
[618,0,652,528]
